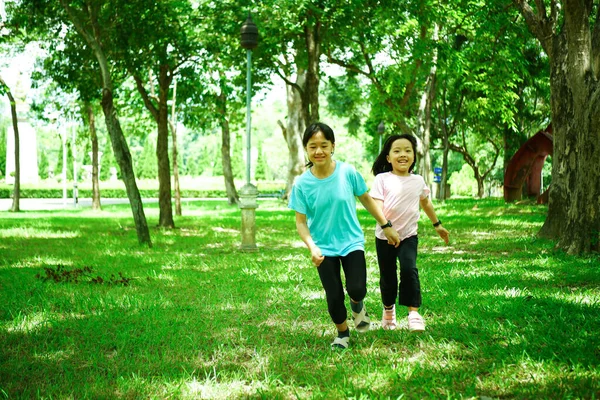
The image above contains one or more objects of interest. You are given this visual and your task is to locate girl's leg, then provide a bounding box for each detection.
[376,238,399,329]
[375,238,399,307]
[340,250,370,332]
[316,256,347,325]
[340,250,367,302]
[317,256,351,349]
[397,235,424,331]
[397,235,420,308]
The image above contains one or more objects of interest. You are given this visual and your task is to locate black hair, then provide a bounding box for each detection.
[372,134,418,175]
[302,122,336,168]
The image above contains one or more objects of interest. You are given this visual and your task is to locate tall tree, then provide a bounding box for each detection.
[513,0,600,254]
[10,0,152,245]
[0,75,19,212]
[61,1,151,245]
[114,0,202,228]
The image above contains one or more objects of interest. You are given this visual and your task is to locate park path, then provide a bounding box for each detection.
[0,198,149,211]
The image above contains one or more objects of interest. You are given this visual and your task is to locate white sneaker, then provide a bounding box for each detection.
[381,306,397,330]
[408,311,425,332]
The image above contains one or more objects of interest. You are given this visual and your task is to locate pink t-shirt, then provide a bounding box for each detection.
[370,172,430,241]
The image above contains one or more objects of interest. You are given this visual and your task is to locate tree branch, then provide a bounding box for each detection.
[513,0,554,58]
[274,69,304,97]
[133,75,159,120]
[326,50,370,77]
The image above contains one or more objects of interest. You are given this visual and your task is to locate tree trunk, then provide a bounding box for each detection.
[1,77,20,212]
[416,24,438,187]
[218,72,238,205]
[155,66,174,228]
[133,67,174,228]
[279,71,306,200]
[102,90,152,245]
[476,175,485,198]
[515,0,600,253]
[543,34,599,252]
[170,78,181,216]
[304,10,321,124]
[86,102,101,211]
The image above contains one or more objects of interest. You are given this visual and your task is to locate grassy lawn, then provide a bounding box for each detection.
[0,198,598,399]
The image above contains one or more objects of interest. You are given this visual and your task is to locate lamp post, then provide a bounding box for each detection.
[377,121,385,153]
[239,13,259,252]
[71,122,78,206]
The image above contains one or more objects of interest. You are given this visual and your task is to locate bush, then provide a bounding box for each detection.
[448,164,478,197]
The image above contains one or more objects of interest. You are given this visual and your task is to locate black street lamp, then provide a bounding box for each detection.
[377,121,385,153]
[240,14,257,186]
[239,14,259,252]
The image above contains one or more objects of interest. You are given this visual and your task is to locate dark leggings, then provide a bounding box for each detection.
[376,235,421,308]
[316,250,367,325]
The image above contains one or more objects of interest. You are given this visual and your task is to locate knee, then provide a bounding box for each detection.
[346,283,366,302]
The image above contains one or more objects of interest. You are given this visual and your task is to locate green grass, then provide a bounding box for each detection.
[0,198,598,399]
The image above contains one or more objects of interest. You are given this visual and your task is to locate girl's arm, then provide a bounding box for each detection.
[295,211,325,266]
[358,193,400,247]
[420,197,450,245]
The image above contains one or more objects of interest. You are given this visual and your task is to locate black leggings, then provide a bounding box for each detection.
[317,250,367,325]
[376,235,421,309]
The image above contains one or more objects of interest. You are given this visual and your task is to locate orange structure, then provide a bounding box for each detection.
[503,125,553,203]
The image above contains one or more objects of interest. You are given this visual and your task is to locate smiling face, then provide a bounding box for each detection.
[387,138,415,176]
[305,131,335,168]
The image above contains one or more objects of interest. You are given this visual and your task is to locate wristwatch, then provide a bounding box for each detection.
[433,220,442,227]
[380,220,393,229]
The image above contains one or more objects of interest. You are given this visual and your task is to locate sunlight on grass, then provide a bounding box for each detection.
[212,226,238,235]
[485,286,533,298]
[184,377,256,400]
[0,227,80,239]
[522,269,554,281]
[33,349,74,362]
[6,311,53,333]
[547,290,600,306]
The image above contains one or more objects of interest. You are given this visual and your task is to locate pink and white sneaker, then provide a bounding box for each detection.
[408,311,425,332]
[381,305,397,330]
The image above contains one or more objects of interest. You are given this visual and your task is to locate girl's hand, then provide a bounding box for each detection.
[383,227,400,247]
[311,247,325,266]
[435,226,450,245]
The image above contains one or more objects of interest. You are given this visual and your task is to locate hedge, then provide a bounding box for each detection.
[0,186,285,199]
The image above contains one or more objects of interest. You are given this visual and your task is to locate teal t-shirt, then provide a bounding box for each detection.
[288,161,368,257]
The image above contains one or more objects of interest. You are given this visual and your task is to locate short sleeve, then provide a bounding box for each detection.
[370,174,385,200]
[419,176,431,200]
[288,183,307,215]
[350,166,368,197]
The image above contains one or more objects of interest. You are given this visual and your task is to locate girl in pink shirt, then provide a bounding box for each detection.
[370,134,449,331]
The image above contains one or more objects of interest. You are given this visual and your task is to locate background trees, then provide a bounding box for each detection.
[2,0,597,253]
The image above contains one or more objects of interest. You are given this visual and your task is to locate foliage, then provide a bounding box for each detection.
[99,140,118,181]
[38,150,49,180]
[0,199,598,398]
[448,163,478,197]
[254,140,270,181]
[135,136,158,179]
[55,142,74,181]
[231,132,245,180]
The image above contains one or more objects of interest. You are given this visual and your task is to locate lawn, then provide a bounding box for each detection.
[0,198,598,399]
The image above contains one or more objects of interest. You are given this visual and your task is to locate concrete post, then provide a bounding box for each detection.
[239,183,258,252]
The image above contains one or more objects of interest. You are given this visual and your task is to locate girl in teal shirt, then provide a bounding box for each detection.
[289,122,399,350]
